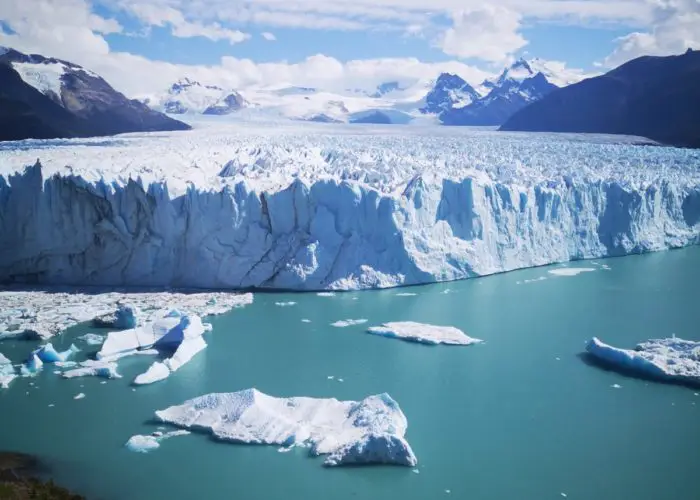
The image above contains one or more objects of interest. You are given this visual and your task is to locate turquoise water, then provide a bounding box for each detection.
[1,249,700,500]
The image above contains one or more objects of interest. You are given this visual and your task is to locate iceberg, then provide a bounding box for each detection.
[93,303,140,329]
[0,289,252,340]
[155,388,417,467]
[98,314,208,361]
[33,343,79,363]
[586,337,700,386]
[0,123,698,291]
[62,359,121,379]
[366,322,483,346]
[134,335,206,385]
[20,354,43,376]
[0,352,17,389]
[125,430,191,453]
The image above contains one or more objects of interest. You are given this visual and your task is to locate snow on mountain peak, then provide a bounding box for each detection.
[11,60,69,99]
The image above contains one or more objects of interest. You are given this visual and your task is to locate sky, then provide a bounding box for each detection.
[0,0,698,97]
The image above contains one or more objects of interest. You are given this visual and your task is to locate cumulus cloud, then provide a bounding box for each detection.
[439,6,528,63]
[261,31,277,41]
[602,0,700,67]
[125,4,249,44]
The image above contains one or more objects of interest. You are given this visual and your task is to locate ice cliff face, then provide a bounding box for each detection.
[0,124,698,291]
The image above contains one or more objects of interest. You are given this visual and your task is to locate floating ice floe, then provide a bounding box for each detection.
[548,268,596,277]
[0,352,17,389]
[0,290,252,341]
[275,301,297,307]
[395,292,417,297]
[74,393,86,400]
[331,319,368,328]
[154,388,417,467]
[586,337,700,386]
[125,430,191,453]
[366,322,483,346]
[33,343,79,364]
[301,319,312,323]
[134,336,207,385]
[317,292,336,297]
[62,360,121,379]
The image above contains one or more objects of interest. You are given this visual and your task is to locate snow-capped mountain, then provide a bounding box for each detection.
[144,78,249,115]
[439,59,559,126]
[420,73,481,114]
[0,47,189,142]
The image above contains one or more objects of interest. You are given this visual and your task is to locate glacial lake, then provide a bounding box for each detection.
[1,248,699,500]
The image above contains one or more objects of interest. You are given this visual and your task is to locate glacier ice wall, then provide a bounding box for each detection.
[1,160,698,291]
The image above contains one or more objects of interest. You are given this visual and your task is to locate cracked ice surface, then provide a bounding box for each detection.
[1,122,699,291]
[155,388,417,467]
[0,289,253,340]
[586,337,700,386]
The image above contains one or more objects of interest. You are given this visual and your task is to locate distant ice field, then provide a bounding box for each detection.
[0,119,696,197]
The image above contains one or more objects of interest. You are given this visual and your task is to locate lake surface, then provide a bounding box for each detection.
[1,249,699,500]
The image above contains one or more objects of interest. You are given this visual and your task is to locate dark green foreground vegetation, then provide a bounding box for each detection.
[0,453,84,500]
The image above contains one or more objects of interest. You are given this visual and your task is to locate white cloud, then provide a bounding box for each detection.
[125,4,249,44]
[602,0,700,67]
[439,6,528,63]
[261,31,277,41]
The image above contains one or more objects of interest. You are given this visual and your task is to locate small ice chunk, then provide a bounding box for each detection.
[301,319,312,323]
[155,389,417,467]
[561,494,567,498]
[317,292,336,297]
[611,384,622,389]
[338,378,344,383]
[366,322,483,346]
[78,333,106,346]
[412,469,420,474]
[62,360,121,379]
[275,302,297,307]
[586,337,700,386]
[327,376,335,380]
[74,393,86,400]
[0,352,17,389]
[445,490,451,494]
[48,404,55,407]
[395,293,417,297]
[548,268,595,277]
[331,319,368,328]
[125,430,191,453]
[34,343,79,363]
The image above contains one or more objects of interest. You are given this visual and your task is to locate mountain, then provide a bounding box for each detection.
[440,59,558,126]
[420,73,481,114]
[372,81,404,98]
[146,78,234,114]
[500,50,700,148]
[0,47,189,142]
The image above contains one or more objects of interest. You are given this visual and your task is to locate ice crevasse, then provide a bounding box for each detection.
[1,150,699,291]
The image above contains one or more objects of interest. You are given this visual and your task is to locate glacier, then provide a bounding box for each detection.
[366,321,483,346]
[586,337,700,387]
[0,122,699,291]
[154,388,417,467]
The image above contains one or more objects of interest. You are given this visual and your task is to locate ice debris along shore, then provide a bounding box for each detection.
[367,322,483,346]
[153,388,417,467]
[1,123,699,291]
[586,337,700,386]
[0,290,253,340]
